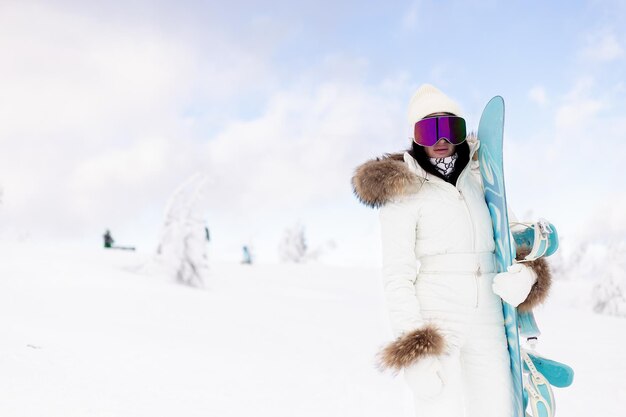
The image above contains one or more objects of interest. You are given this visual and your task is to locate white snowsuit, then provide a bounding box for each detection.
[354,142,513,417]
[380,148,512,416]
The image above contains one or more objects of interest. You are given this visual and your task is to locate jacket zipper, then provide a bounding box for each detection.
[457,187,479,308]
[475,265,480,308]
[457,189,476,253]
[463,147,482,308]
[417,146,483,307]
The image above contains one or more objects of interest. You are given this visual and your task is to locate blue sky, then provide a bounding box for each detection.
[0,0,624,263]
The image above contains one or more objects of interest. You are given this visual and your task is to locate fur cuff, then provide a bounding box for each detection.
[378,325,445,370]
[516,248,552,312]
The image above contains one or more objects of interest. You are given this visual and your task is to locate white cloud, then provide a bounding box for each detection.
[505,76,626,249]
[581,31,624,62]
[202,81,406,215]
[0,1,412,244]
[0,1,280,239]
[579,194,626,242]
[554,77,606,142]
[554,97,604,138]
[528,85,548,106]
[0,1,283,137]
[401,0,421,31]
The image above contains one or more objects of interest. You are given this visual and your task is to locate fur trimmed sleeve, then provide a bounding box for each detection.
[377,197,446,370]
[378,325,445,370]
[516,248,552,312]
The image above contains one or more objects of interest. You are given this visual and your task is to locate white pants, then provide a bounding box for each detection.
[405,253,513,417]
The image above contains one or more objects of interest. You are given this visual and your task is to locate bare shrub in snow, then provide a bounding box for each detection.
[155,174,210,287]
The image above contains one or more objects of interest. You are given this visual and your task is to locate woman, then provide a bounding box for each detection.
[351,84,551,417]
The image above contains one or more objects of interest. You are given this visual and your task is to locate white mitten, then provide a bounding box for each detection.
[492,263,537,307]
[403,356,445,399]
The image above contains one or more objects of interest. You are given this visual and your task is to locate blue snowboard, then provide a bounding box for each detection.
[524,351,574,388]
[477,96,525,417]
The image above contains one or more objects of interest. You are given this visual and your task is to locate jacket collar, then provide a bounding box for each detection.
[405,138,479,183]
[351,136,479,208]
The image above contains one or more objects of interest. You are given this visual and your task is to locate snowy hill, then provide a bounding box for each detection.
[1,243,624,417]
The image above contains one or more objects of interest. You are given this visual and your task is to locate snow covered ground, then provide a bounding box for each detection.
[1,243,624,417]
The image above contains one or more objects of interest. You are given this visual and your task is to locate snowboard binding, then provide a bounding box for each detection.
[522,350,555,417]
[511,218,559,262]
[523,350,574,388]
[521,348,575,417]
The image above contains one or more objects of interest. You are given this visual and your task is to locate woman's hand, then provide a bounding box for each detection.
[403,356,445,399]
[492,263,537,307]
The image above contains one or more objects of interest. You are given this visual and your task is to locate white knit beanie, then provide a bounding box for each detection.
[407,84,463,124]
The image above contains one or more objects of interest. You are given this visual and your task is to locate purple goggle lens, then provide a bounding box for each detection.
[413,116,467,147]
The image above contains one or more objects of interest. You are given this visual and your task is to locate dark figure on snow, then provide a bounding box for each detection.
[103,229,114,249]
[241,246,252,265]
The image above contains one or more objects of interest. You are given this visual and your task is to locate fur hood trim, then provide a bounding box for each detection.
[351,135,478,208]
[516,248,552,312]
[351,153,423,208]
[377,325,445,371]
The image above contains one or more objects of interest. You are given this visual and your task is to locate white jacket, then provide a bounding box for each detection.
[378,146,495,336]
[352,140,551,370]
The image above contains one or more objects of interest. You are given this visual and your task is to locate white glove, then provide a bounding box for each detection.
[492,263,537,307]
[403,356,445,399]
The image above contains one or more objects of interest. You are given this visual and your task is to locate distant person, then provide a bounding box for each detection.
[205,226,210,242]
[103,230,114,249]
[241,245,252,265]
[102,229,135,251]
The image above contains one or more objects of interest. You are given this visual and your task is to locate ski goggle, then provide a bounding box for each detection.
[412,116,467,147]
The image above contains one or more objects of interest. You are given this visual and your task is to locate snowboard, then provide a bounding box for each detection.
[523,351,574,388]
[108,246,136,251]
[477,96,525,417]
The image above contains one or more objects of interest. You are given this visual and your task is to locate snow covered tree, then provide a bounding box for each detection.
[279,223,308,263]
[155,174,210,288]
[592,242,626,317]
[278,223,336,263]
